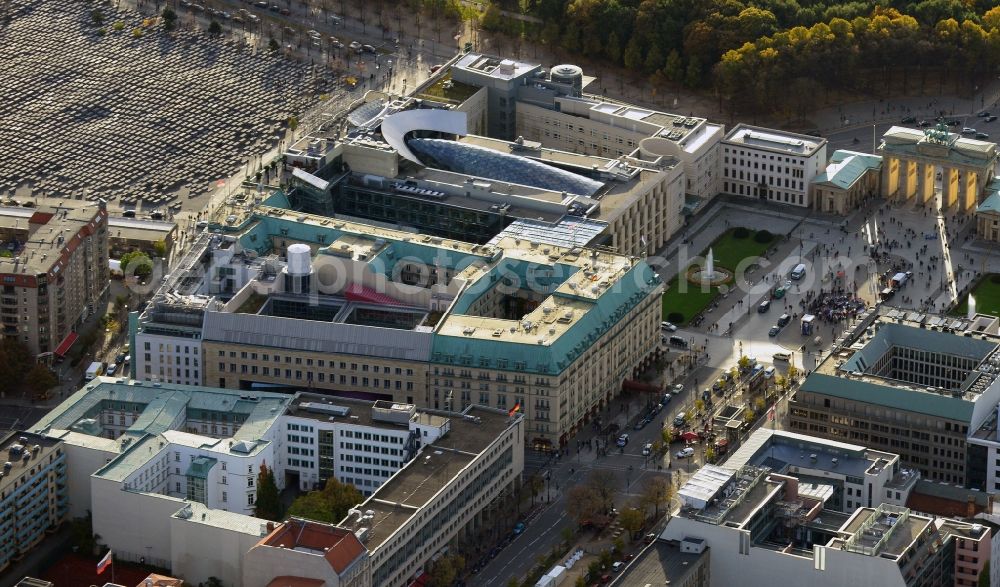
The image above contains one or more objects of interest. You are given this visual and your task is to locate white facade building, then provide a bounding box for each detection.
[282,395,448,494]
[721,123,827,207]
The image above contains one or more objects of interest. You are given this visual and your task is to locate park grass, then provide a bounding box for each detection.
[951,274,1000,318]
[661,228,775,323]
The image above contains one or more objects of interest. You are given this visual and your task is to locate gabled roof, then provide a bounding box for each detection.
[260,518,367,575]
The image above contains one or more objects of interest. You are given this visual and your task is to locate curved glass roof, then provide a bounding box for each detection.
[347,99,386,127]
[408,138,603,197]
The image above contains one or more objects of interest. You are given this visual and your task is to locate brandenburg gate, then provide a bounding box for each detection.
[878,124,999,213]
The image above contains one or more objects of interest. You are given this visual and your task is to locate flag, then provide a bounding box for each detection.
[508,402,521,417]
[97,550,112,575]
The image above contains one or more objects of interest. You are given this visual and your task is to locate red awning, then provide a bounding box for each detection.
[54,332,79,357]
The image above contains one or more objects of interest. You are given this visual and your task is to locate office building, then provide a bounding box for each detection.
[666,432,997,587]
[277,52,718,257]
[703,429,920,512]
[445,53,723,200]
[0,432,67,574]
[340,401,522,586]
[282,394,448,494]
[26,378,522,587]
[131,208,663,450]
[789,308,1000,488]
[0,203,108,357]
[721,123,827,207]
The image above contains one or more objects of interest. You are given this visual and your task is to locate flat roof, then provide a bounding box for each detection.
[0,431,63,493]
[286,393,448,430]
[345,406,516,549]
[453,53,537,81]
[611,539,706,587]
[724,123,825,157]
[0,204,106,275]
[724,428,897,480]
[171,500,266,535]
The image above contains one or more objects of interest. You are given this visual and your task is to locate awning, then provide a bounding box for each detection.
[54,332,79,357]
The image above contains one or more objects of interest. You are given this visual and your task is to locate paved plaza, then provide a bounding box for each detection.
[0,0,330,208]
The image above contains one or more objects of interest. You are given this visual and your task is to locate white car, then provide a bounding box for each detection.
[675,447,695,459]
[661,321,677,332]
[348,40,362,51]
[642,442,653,456]
[616,433,629,447]
[962,127,977,134]
[671,383,684,395]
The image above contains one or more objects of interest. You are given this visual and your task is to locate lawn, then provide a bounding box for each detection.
[951,274,1000,318]
[661,228,775,323]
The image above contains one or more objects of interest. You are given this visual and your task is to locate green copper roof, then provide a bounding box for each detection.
[186,456,218,479]
[977,178,1000,213]
[812,150,882,190]
[800,373,974,422]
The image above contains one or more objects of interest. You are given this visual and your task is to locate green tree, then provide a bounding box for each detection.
[619,507,644,539]
[208,20,222,36]
[663,49,683,82]
[152,240,167,258]
[738,355,752,371]
[91,8,104,25]
[119,251,153,278]
[288,116,299,131]
[268,37,279,51]
[428,553,465,586]
[787,365,800,382]
[640,476,672,519]
[622,36,643,70]
[606,31,622,64]
[644,42,664,74]
[254,463,282,520]
[26,364,57,395]
[287,478,362,523]
[161,7,176,31]
[694,399,705,413]
[743,407,756,424]
[684,55,702,87]
[705,445,716,462]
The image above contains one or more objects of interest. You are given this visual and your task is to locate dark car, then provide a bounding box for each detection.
[978,111,991,118]
[917,120,931,127]
[115,353,126,364]
[901,116,916,124]
[987,116,998,122]
[768,325,780,337]
[976,132,990,140]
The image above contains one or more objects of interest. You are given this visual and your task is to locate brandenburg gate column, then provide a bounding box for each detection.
[881,156,900,201]
[916,162,935,206]
[942,167,958,209]
[962,170,980,212]
[903,160,918,202]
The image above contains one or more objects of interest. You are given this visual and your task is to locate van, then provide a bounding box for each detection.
[758,299,771,313]
[790,263,806,280]
[777,313,791,327]
[773,352,791,362]
[673,413,686,427]
[668,335,687,348]
[85,361,104,380]
[764,366,775,379]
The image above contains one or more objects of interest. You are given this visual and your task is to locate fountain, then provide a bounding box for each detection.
[687,247,732,286]
[704,248,717,282]
[968,294,977,319]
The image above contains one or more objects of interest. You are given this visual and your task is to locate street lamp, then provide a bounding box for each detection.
[625,465,634,490]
